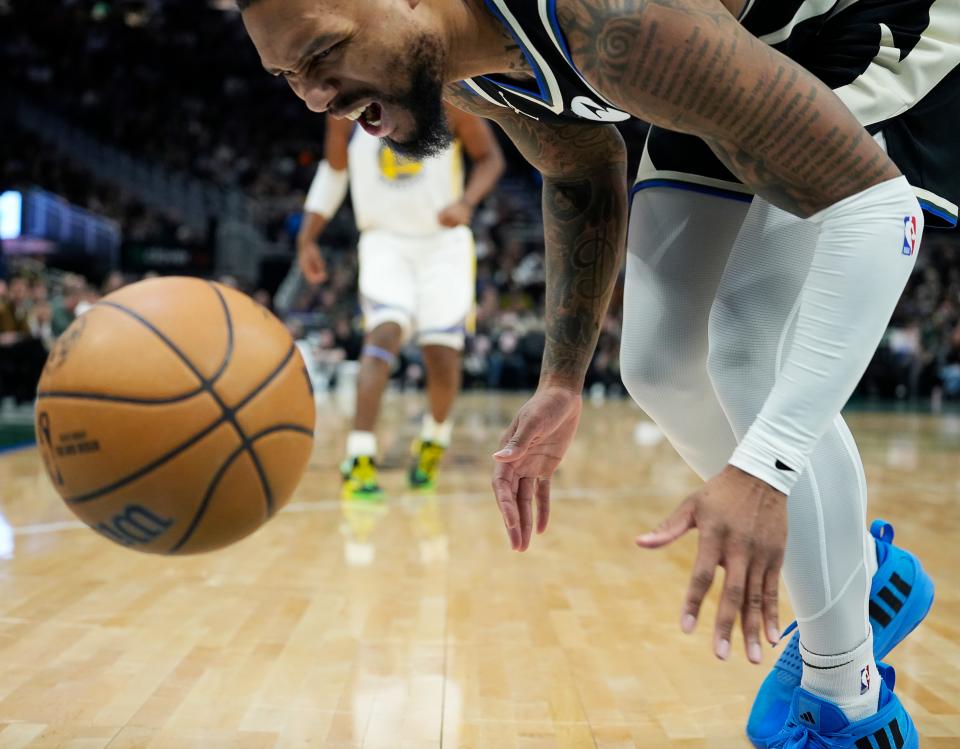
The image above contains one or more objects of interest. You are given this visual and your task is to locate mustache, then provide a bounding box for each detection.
[333,87,413,115]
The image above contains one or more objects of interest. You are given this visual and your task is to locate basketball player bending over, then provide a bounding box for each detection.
[241,1,959,745]
[298,110,503,499]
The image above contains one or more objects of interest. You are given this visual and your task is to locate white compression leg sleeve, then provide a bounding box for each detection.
[620,188,749,479]
[707,198,878,656]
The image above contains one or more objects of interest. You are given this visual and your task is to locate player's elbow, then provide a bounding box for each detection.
[539,124,628,184]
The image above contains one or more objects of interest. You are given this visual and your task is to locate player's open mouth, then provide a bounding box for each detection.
[348,102,392,138]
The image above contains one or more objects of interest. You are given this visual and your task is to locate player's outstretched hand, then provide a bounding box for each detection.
[492,386,582,552]
[636,465,787,665]
[297,241,328,285]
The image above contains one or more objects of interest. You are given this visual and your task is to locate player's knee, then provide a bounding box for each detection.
[620,343,703,406]
[367,321,404,352]
[705,297,766,400]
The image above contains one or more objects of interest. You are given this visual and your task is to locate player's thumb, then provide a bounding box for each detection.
[635,498,695,549]
[493,417,538,462]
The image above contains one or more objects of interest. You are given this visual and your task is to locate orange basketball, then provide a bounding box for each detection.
[34,276,316,555]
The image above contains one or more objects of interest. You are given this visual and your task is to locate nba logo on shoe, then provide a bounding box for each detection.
[860,664,871,695]
[902,215,918,256]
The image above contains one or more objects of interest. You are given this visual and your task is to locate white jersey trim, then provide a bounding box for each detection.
[486,0,566,114]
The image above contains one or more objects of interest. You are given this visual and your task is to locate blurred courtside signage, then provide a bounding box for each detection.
[0,189,119,273]
[0,191,22,241]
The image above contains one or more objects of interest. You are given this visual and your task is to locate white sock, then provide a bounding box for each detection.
[800,634,880,722]
[421,415,453,448]
[346,430,377,459]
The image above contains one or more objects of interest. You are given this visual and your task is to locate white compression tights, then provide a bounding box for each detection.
[622,188,877,655]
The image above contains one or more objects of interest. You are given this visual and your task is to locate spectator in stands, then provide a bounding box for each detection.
[28,301,55,352]
[102,271,127,295]
[51,275,86,337]
[0,276,47,404]
[0,277,31,338]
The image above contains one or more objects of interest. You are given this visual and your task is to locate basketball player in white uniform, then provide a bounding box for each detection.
[298,108,504,500]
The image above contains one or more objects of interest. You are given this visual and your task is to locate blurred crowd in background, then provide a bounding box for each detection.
[2,0,959,408]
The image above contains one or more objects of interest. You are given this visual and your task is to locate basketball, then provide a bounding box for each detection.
[33,276,316,555]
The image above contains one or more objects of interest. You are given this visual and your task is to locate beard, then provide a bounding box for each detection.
[381,34,452,160]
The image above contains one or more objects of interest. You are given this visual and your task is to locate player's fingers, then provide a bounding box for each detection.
[714,556,748,661]
[741,562,765,664]
[635,497,695,548]
[763,565,782,645]
[517,477,535,551]
[535,477,551,534]
[679,532,721,634]
[496,416,520,450]
[491,469,521,550]
[493,414,540,462]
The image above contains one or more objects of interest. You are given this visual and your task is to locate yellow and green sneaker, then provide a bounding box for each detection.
[340,455,385,501]
[408,439,446,490]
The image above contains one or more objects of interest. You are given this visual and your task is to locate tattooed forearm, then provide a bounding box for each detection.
[541,168,627,385]
[556,0,900,216]
[496,120,628,387]
[442,85,629,387]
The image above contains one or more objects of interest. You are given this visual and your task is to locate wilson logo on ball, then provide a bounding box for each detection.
[96,505,174,547]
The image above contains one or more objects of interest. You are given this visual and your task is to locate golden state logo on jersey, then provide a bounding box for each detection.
[378,145,424,183]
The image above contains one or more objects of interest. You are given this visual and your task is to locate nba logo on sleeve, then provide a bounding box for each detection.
[902,216,918,256]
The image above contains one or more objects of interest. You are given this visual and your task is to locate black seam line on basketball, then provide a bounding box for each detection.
[197,296,279,517]
[64,297,290,508]
[212,344,296,518]
[206,282,235,386]
[65,343,297,506]
[800,657,854,670]
[66,416,226,504]
[889,572,912,598]
[877,587,905,613]
[167,424,314,553]
[232,344,296,413]
[870,600,893,627]
[99,301,210,385]
[216,343,296,518]
[35,386,206,405]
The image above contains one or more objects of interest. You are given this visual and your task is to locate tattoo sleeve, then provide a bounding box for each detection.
[444,85,629,389]
[557,0,901,217]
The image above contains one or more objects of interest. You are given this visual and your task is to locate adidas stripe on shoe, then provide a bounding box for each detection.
[746,520,934,748]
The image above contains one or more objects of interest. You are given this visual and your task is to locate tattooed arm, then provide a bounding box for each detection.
[444,85,628,550]
[559,0,924,664]
[556,0,900,217]
[444,85,628,389]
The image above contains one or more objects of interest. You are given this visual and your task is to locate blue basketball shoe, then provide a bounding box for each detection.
[747,520,935,748]
[768,663,917,749]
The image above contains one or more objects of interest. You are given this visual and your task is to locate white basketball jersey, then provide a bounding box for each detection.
[348,128,464,236]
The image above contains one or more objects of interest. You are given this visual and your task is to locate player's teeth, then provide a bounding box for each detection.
[368,117,382,127]
[346,106,366,121]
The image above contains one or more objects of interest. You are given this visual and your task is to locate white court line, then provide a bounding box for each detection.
[14,520,87,536]
[12,485,682,537]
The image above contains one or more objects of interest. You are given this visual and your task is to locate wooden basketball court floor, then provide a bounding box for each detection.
[0,392,956,749]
